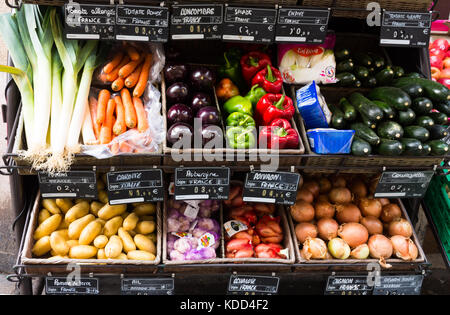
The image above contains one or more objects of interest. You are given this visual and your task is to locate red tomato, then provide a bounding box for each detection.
[431,66,441,79]
[430,54,443,69]
[438,78,450,88]
[444,58,450,69]
[430,47,446,60]
[432,38,450,52]
[440,68,450,79]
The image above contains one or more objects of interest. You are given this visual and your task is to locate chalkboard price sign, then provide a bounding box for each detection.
[121,278,174,295]
[38,171,97,199]
[325,276,372,295]
[228,275,279,295]
[373,275,423,295]
[374,171,434,198]
[46,277,99,295]
[174,167,230,200]
[380,11,431,47]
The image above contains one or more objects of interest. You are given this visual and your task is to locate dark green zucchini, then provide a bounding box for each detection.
[375,68,395,85]
[377,121,404,140]
[329,104,346,129]
[361,114,377,129]
[405,72,423,78]
[416,116,435,129]
[372,100,396,119]
[397,108,417,126]
[404,125,430,142]
[362,76,377,88]
[392,66,405,78]
[336,59,355,73]
[377,139,404,156]
[336,72,357,86]
[400,84,424,98]
[350,122,380,145]
[429,111,448,125]
[368,87,412,110]
[426,140,449,155]
[335,48,351,61]
[412,97,433,115]
[400,138,423,156]
[339,98,357,121]
[354,52,373,67]
[353,80,362,88]
[420,143,431,155]
[435,101,450,116]
[367,52,385,69]
[351,137,372,156]
[427,125,449,140]
[393,77,450,103]
[348,92,384,121]
[354,66,370,80]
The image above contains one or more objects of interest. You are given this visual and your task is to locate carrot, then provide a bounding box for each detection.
[111,77,125,91]
[106,55,130,82]
[103,52,124,74]
[124,64,143,88]
[96,89,111,125]
[99,71,108,83]
[133,97,149,133]
[113,95,127,136]
[89,96,100,139]
[126,46,140,61]
[99,98,116,144]
[121,89,137,129]
[133,53,152,98]
[118,57,143,79]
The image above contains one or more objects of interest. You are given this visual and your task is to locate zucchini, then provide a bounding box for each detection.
[348,92,384,121]
[400,138,423,156]
[429,111,448,125]
[397,108,416,126]
[367,52,385,69]
[362,76,377,88]
[351,137,372,156]
[335,48,351,61]
[420,143,431,155]
[354,66,370,80]
[339,97,357,121]
[368,87,412,111]
[361,114,377,129]
[375,68,395,85]
[336,60,355,73]
[412,97,433,115]
[416,116,435,129]
[354,52,373,67]
[393,77,450,103]
[405,72,423,78]
[336,72,357,86]
[435,101,450,116]
[329,104,346,129]
[404,125,430,142]
[392,66,405,78]
[427,125,449,140]
[426,140,449,155]
[400,84,424,98]
[377,121,404,140]
[372,100,396,119]
[350,122,380,145]
[377,139,404,156]
[353,80,362,88]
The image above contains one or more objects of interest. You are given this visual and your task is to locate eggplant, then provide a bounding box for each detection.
[189,67,216,91]
[167,122,193,145]
[167,104,193,126]
[190,92,212,113]
[164,64,188,85]
[200,124,223,146]
[196,106,220,125]
[166,82,189,104]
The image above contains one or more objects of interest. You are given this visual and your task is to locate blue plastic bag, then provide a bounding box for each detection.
[296,81,331,130]
[307,128,355,154]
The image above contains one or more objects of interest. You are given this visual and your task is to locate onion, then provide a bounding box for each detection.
[317,218,338,241]
[390,235,418,261]
[328,238,350,259]
[368,234,393,260]
[332,175,346,188]
[380,203,402,223]
[358,198,382,218]
[329,187,352,204]
[301,237,327,260]
[338,223,369,248]
[295,223,318,244]
[350,180,367,198]
[317,194,329,203]
[360,216,383,235]
[377,198,390,206]
[350,244,370,259]
[319,178,332,193]
[388,218,413,237]
[290,200,315,223]
[296,188,314,203]
[315,201,335,219]
[303,181,320,198]
[336,203,362,223]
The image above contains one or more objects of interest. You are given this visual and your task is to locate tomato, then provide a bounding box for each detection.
[431,66,441,79]
[440,68,450,79]
[432,38,449,52]
[438,78,450,89]
[444,58,450,69]
[430,54,443,69]
[430,47,446,60]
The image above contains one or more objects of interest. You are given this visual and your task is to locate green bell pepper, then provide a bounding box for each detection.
[223,95,253,116]
[218,51,247,93]
[226,126,256,149]
[226,112,256,128]
[245,84,267,109]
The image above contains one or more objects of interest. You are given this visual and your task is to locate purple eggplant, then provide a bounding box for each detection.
[164,64,188,85]
[167,104,193,126]
[189,67,216,91]
[200,124,223,146]
[190,92,212,113]
[196,106,220,125]
[167,122,193,145]
[166,82,189,105]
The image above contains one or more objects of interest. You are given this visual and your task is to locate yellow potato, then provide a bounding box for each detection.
[128,230,136,237]
[66,240,79,248]
[57,220,69,230]
[127,250,155,261]
[90,201,104,217]
[104,216,123,237]
[38,209,51,225]
[34,214,62,240]
[133,203,156,216]
[42,199,61,214]
[69,245,97,259]
[68,214,95,240]
[32,236,51,257]
[105,235,123,258]
[97,248,106,259]
[55,199,73,213]
[98,204,127,220]
[97,180,105,191]
[139,216,155,222]
[120,211,130,220]
[50,231,70,256]
[50,249,58,256]
[118,228,136,253]
[123,212,139,231]
[54,229,68,239]
[65,201,89,224]
[134,234,156,254]
[95,218,106,226]
[145,233,157,243]
[135,221,155,235]
[78,221,102,245]
[93,235,108,249]
[115,253,128,260]
[98,190,109,204]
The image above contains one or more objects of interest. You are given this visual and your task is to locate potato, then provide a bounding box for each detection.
[68,214,95,240]
[139,216,154,222]
[42,199,61,214]
[127,250,155,261]
[104,216,123,237]
[66,240,79,248]
[69,245,97,259]
[79,221,102,245]
[97,248,106,259]
[118,228,136,253]
[34,214,62,240]
[135,221,155,235]
[115,253,128,260]
[55,199,73,213]
[134,234,156,254]
[65,201,89,224]
[32,236,51,256]
[128,230,136,237]
[93,235,108,249]
[95,218,106,226]
[54,229,69,239]
[133,203,155,216]
[98,204,127,220]
[145,233,157,243]
[50,231,70,256]
[120,212,130,220]
[90,201,104,217]
[38,209,51,225]
[98,190,109,204]
[105,235,123,258]
[57,220,69,230]
[123,213,139,231]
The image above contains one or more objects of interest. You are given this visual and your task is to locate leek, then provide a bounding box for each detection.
[50,48,62,147]
[81,99,97,145]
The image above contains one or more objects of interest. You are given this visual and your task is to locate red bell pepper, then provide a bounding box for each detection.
[259,119,299,149]
[251,65,283,93]
[240,51,272,83]
[255,93,295,126]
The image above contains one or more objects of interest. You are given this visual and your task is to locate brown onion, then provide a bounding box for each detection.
[329,187,352,204]
[319,178,332,193]
[350,180,367,198]
[380,203,402,223]
[303,181,320,198]
[295,223,318,244]
[338,223,369,248]
[360,216,383,235]
[390,235,418,261]
[377,198,390,206]
[328,238,350,259]
[368,234,393,259]
[315,201,335,219]
[336,203,362,223]
[296,188,314,203]
[301,237,327,260]
[388,218,413,237]
[317,218,339,241]
[290,200,315,223]
[332,176,346,188]
[317,194,329,203]
[358,198,382,218]
[350,244,370,259]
